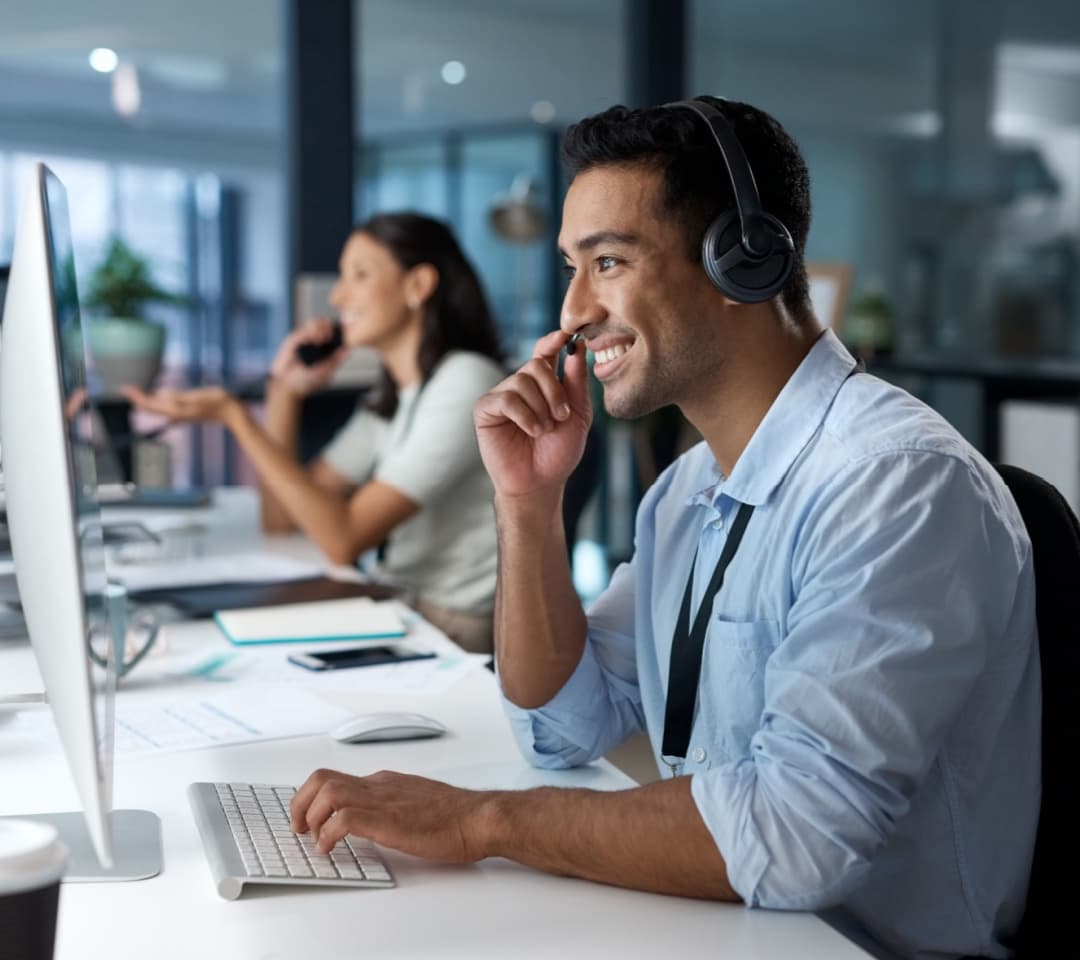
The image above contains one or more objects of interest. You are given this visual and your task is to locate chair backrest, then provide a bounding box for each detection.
[993,463,1079,957]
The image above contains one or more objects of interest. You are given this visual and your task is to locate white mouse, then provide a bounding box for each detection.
[329,711,447,744]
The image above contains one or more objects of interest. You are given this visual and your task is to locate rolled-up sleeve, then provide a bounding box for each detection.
[501,560,645,768]
[691,452,1028,910]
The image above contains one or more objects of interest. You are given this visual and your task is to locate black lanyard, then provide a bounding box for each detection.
[661,501,755,769]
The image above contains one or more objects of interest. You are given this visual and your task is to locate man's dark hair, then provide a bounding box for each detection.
[355,212,505,419]
[561,96,813,323]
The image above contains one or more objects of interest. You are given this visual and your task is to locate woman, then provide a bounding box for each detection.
[123,213,505,651]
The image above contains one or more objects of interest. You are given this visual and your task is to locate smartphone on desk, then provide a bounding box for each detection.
[288,645,436,671]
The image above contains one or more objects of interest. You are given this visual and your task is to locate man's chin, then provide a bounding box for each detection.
[602,386,660,422]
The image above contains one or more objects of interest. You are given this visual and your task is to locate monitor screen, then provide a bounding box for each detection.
[41,167,115,806]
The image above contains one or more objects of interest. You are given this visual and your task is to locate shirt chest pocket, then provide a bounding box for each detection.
[697,619,779,764]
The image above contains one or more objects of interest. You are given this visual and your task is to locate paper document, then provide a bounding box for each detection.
[214,596,406,646]
[113,686,352,754]
[6,685,352,755]
[110,551,322,592]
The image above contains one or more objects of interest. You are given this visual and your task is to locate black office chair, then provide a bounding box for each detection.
[993,463,1079,958]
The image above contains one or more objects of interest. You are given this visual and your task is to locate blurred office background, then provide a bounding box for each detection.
[3,0,1080,588]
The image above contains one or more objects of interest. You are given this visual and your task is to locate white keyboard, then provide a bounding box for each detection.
[188,781,395,900]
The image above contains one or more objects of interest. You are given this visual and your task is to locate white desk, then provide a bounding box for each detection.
[0,488,873,960]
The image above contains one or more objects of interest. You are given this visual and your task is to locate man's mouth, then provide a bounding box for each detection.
[593,343,631,364]
[588,337,636,379]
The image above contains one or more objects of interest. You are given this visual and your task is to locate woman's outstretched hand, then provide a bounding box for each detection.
[120,385,240,427]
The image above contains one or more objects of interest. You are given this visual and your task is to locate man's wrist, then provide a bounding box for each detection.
[468,790,511,860]
[494,489,564,536]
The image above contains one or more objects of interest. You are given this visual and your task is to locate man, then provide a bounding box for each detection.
[290,97,1040,960]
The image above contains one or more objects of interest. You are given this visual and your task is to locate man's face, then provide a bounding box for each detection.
[558,164,720,420]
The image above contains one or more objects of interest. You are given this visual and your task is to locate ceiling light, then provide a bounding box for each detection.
[111,62,141,117]
[89,48,118,74]
[441,61,466,85]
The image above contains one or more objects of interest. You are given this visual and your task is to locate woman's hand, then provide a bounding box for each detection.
[269,317,349,397]
[473,330,591,500]
[120,385,241,427]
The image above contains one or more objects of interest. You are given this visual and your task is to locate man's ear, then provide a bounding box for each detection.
[405,263,439,307]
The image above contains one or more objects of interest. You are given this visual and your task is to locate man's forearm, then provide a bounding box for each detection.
[494,490,588,708]
[479,776,739,901]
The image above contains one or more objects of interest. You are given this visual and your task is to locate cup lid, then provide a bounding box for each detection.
[0,819,68,895]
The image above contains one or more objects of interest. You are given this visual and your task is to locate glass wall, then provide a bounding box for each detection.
[690,0,1080,364]
[0,1,287,486]
[359,130,558,361]
[356,0,627,363]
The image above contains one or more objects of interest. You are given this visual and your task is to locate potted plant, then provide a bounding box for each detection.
[845,287,895,361]
[81,236,182,393]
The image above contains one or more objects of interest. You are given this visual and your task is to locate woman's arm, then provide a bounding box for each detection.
[224,400,420,564]
[122,384,418,565]
[258,381,356,533]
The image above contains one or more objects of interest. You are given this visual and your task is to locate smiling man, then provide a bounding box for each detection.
[290,98,1041,960]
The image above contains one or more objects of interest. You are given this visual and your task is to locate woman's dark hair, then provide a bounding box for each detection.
[561,96,813,324]
[355,212,504,418]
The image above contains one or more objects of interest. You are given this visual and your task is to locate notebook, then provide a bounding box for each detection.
[213,596,407,646]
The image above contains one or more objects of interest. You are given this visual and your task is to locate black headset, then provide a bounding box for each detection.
[664,98,795,303]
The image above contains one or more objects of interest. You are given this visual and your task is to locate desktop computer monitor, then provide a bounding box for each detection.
[0,163,161,880]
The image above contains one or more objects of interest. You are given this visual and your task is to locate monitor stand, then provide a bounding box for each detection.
[2,809,162,881]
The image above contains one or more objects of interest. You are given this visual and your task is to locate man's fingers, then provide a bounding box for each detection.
[290,768,333,832]
[515,359,573,422]
[475,387,552,437]
[304,787,339,840]
[503,367,564,428]
[315,808,359,853]
[560,349,591,419]
[532,328,571,362]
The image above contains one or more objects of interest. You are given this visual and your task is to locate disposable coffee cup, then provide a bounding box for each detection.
[0,819,68,960]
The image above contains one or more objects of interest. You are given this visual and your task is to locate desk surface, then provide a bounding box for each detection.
[0,488,872,960]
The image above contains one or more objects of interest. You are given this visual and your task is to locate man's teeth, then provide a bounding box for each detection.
[593,344,631,364]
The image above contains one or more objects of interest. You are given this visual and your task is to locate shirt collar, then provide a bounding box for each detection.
[690,329,857,510]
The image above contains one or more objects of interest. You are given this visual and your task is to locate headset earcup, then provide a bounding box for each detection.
[702,211,795,304]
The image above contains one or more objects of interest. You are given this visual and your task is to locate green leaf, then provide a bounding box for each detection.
[83,235,185,319]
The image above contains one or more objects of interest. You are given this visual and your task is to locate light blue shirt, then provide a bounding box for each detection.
[501,330,1041,960]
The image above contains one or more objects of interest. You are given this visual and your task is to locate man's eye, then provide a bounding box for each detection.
[561,263,576,281]
[597,256,618,271]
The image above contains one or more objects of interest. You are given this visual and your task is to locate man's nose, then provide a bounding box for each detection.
[561,276,605,337]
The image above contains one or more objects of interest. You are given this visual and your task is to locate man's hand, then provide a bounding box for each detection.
[473,330,591,499]
[290,768,493,861]
[120,385,240,427]
[269,317,348,397]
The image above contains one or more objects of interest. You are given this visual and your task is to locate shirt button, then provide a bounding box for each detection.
[691,747,706,764]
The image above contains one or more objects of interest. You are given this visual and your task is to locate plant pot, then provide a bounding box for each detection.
[84,317,165,394]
